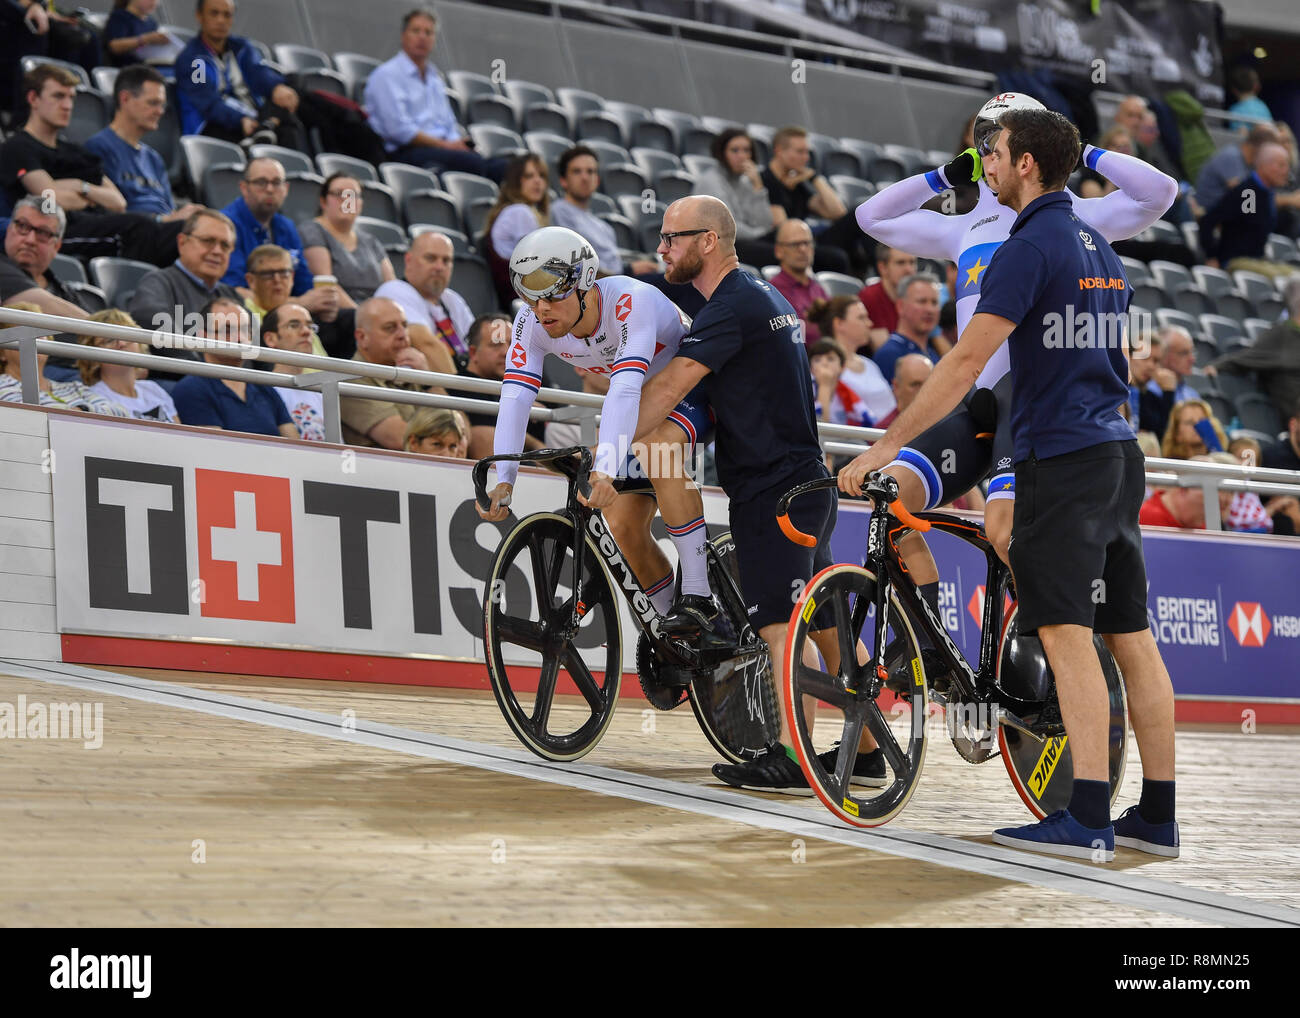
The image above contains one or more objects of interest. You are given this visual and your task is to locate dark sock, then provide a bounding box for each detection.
[1067,779,1111,830]
[1138,779,1176,825]
[920,581,940,617]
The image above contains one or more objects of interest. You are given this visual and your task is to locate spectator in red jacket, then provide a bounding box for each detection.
[858,243,917,352]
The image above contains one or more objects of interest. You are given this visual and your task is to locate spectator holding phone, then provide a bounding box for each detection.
[1161,399,1227,460]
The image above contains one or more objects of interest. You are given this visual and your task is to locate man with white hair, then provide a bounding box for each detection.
[1199,141,1300,279]
[0,197,89,318]
[1155,326,1199,405]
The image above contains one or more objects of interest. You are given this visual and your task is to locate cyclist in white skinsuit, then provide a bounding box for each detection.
[848,93,1178,615]
[479,227,718,633]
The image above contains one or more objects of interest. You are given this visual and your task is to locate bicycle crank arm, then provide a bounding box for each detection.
[996,708,1047,744]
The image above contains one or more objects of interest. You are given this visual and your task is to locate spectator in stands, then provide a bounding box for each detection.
[374,231,467,373]
[808,340,866,427]
[0,63,184,266]
[695,129,806,272]
[1114,96,1183,185]
[85,65,202,223]
[761,126,859,274]
[767,219,828,342]
[482,154,551,309]
[299,174,396,306]
[805,295,894,423]
[0,198,90,318]
[1078,127,1133,199]
[104,0,173,67]
[1139,454,1233,530]
[874,353,932,428]
[241,244,337,359]
[404,407,469,458]
[1157,326,1199,404]
[1227,67,1273,133]
[171,296,298,438]
[78,309,180,422]
[340,296,435,448]
[259,302,325,441]
[222,158,310,293]
[0,301,130,413]
[458,311,541,459]
[362,7,506,182]
[872,273,948,382]
[175,0,305,150]
[858,243,917,351]
[1195,123,1280,212]
[8,1,100,79]
[1161,399,1228,460]
[1207,276,1300,420]
[128,208,240,351]
[1222,438,1276,534]
[551,145,657,277]
[1128,330,1178,436]
[1199,142,1299,279]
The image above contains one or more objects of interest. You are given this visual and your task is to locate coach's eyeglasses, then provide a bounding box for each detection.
[659,228,711,247]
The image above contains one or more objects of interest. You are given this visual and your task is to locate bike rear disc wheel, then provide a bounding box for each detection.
[484,512,623,761]
[688,531,780,763]
[785,564,929,827]
[997,603,1129,818]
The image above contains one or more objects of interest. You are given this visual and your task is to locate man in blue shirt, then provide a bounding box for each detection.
[86,64,202,222]
[174,0,304,150]
[172,296,298,438]
[362,8,505,182]
[872,273,947,381]
[841,109,1178,862]
[629,195,886,793]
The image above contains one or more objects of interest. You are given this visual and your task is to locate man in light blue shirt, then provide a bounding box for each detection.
[549,145,660,277]
[363,8,505,181]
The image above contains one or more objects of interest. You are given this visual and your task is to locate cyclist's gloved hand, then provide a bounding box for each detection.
[477,481,514,523]
[941,147,983,188]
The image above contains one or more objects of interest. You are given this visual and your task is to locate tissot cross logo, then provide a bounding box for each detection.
[1228,601,1270,647]
[195,469,295,622]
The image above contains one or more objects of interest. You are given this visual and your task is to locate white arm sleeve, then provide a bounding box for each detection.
[1073,145,1180,242]
[493,312,545,486]
[592,299,661,478]
[854,171,966,262]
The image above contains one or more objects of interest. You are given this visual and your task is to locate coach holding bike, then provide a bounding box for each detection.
[839,109,1179,861]
[629,195,885,792]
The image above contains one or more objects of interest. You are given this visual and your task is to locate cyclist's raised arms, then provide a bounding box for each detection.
[1070,144,1179,241]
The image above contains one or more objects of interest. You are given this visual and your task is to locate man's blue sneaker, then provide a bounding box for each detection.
[991,809,1115,862]
[1113,805,1180,858]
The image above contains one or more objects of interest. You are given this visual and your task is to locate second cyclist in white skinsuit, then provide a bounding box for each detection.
[849,93,1178,580]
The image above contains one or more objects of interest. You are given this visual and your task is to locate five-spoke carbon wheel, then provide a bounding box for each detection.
[484,513,623,761]
[785,565,929,827]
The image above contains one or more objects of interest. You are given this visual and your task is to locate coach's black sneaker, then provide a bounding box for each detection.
[660,593,719,637]
[815,743,889,788]
[712,744,811,796]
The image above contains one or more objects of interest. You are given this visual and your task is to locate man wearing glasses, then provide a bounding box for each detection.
[766,219,829,343]
[261,302,326,441]
[0,197,90,320]
[129,209,242,378]
[241,244,336,361]
[86,64,204,224]
[221,159,329,314]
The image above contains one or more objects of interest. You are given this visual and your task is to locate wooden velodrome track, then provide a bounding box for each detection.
[2,659,1298,927]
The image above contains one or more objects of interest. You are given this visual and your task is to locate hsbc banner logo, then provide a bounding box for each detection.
[1228,602,1300,648]
[52,417,730,665]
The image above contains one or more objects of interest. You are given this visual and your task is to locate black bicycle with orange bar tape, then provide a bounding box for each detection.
[775,471,1128,827]
[472,446,779,764]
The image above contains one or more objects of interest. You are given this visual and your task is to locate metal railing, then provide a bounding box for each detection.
[2,304,1298,533]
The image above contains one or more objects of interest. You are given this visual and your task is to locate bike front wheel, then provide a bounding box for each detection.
[484,512,623,761]
[785,564,929,827]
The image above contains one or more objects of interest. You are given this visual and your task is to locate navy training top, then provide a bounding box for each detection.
[677,268,824,502]
[974,190,1135,463]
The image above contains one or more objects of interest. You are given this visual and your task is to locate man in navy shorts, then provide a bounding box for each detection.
[839,110,1178,860]
[632,195,886,792]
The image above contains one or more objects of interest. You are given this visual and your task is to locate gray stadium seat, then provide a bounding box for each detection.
[450,253,498,313]
[631,148,683,182]
[1199,314,1244,351]
[587,193,617,217]
[333,52,381,101]
[821,149,863,179]
[1203,394,1235,425]
[202,164,245,210]
[1215,291,1254,323]
[600,163,648,199]
[468,124,527,159]
[1129,283,1166,312]
[1243,318,1273,343]
[1256,297,1286,322]
[1119,256,1150,286]
[448,70,499,102]
[1141,220,1187,250]
[652,170,696,205]
[281,172,324,224]
[868,155,907,185]
[521,104,571,138]
[1266,233,1299,264]
[579,138,633,168]
[830,175,875,207]
[883,144,929,176]
[64,282,107,314]
[1214,369,1259,401]
[248,144,314,176]
[1191,264,1235,299]
[316,153,377,183]
[557,87,607,122]
[600,213,636,251]
[20,56,88,87]
[274,44,332,72]
[465,196,496,239]
[577,112,626,147]
[380,163,440,204]
[441,172,499,219]
[296,69,349,100]
[468,94,520,131]
[681,154,716,179]
[816,272,865,298]
[49,254,88,287]
[408,224,473,256]
[1154,308,1199,336]
[761,265,781,281]
[502,79,555,112]
[679,127,718,157]
[360,181,400,225]
[630,119,675,153]
[1235,393,1282,435]
[91,66,118,95]
[1149,260,1193,293]
[1171,284,1215,318]
[89,257,155,307]
[1192,340,1218,368]
[66,88,110,146]
[354,217,407,250]
[523,131,573,176]
[404,190,461,232]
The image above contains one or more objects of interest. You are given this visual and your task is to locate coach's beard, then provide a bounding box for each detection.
[664,248,704,285]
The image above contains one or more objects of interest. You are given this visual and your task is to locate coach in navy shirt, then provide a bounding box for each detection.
[839,109,1178,861]
[631,196,868,792]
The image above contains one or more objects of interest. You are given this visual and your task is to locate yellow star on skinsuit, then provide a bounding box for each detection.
[965,257,988,288]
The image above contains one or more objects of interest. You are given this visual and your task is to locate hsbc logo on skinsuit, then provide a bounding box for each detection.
[195,470,295,623]
[615,293,632,321]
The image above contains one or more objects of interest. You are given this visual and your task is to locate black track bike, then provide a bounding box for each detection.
[775,472,1128,827]
[473,447,778,763]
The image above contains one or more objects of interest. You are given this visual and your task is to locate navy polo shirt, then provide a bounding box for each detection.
[677,269,824,502]
[975,191,1134,463]
[873,331,938,382]
[172,374,291,436]
[220,196,314,295]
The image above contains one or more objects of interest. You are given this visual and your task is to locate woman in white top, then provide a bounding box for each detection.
[483,154,550,308]
[300,173,397,307]
[0,303,131,416]
[805,296,896,424]
[80,309,180,422]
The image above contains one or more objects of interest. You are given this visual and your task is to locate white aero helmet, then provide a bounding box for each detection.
[973,92,1046,154]
[509,226,600,305]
